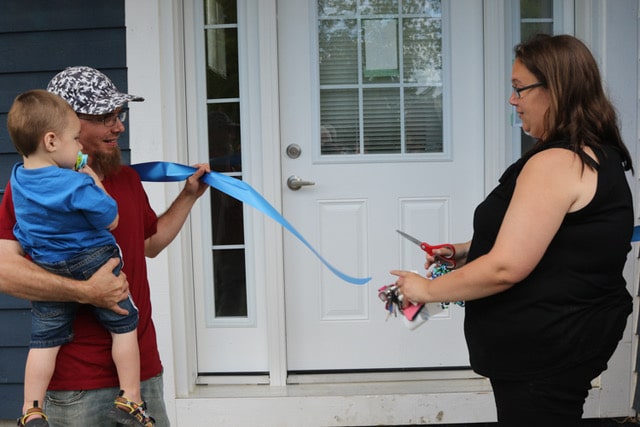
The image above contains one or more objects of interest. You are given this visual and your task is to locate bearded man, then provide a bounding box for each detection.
[0,66,210,427]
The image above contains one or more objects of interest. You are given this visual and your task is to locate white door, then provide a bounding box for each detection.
[279,0,485,371]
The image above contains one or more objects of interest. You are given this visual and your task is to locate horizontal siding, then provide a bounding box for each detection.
[0,311,29,417]
[0,29,126,75]
[0,348,29,384]
[0,310,30,346]
[0,384,26,417]
[0,0,128,418]
[0,1,123,33]
[0,294,30,310]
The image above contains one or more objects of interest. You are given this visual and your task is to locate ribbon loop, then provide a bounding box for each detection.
[131,162,371,285]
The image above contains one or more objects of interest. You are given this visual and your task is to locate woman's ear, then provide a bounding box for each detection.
[43,131,57,152]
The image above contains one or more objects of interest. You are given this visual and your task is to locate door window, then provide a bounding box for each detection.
[318,0,445,158]
[203,0,247,319]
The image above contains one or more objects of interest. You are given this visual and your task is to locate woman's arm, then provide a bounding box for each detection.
[393,148,593,303]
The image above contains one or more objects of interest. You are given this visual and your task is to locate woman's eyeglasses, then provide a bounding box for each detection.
[512,82,544,99]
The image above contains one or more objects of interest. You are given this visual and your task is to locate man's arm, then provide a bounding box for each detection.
[144,164,210,258]
[0,239,129,314]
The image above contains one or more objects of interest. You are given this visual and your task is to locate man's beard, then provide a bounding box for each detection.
[93,147,122,178]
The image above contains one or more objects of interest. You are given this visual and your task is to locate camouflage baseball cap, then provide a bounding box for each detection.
[47,66,144,115]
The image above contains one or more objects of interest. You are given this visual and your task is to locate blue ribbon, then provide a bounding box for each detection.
[130,162,371,285]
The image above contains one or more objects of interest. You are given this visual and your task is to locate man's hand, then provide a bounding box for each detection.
[81,258,130,315]
[184,163,211,199]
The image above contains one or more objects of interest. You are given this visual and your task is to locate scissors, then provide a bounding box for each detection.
[396,229,456,268]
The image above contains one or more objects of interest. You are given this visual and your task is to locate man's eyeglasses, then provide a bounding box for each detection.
[77,109,128,127]
[512,82,544,99]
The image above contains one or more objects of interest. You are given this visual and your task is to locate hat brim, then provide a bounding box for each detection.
[76,93,145,115]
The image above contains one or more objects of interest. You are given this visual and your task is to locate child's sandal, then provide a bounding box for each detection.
[17,401,49,427]
[106,390,155,427]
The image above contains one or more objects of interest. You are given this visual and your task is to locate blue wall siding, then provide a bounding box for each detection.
[0,0,128,417]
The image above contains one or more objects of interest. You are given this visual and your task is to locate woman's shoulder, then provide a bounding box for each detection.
[522,146,582,177]
[527,145,577,162]
[519,147,588,195]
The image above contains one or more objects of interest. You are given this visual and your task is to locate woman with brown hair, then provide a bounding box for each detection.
[392,34,634,426]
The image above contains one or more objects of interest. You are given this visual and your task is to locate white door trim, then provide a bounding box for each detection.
[248,0,289,387]
[483,1,511,191]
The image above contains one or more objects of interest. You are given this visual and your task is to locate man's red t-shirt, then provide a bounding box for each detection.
[0,166,163,389]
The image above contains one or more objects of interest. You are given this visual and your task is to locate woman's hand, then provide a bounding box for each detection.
[425,241,471,273]
[389,270,430,305]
